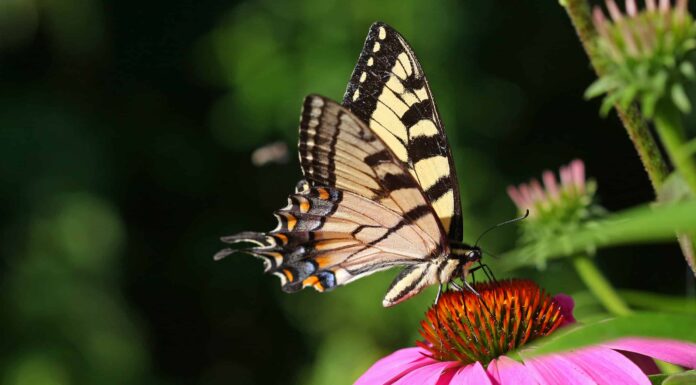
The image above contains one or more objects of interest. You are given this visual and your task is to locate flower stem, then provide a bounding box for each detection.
[654,105,696,195]
[572,255,632,316]
[562,0,670,192]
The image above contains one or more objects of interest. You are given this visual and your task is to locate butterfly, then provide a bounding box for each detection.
[215,22,483,307]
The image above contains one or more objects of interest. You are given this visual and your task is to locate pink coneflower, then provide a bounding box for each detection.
[505,160,604,266]
[355,279,696,384]
[507,159,593,220]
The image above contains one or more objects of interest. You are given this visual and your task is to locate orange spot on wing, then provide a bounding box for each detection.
[302,276,319,288]
[286,214,297,231]
[299,199,310,213]
[314,255,333,268]
[313,282,325,292]
[282,269,294,282]
[317,188,330,200]
[275,233,288,244]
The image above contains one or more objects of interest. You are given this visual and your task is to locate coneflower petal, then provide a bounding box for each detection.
[565,348,650,385]
[626,0,638,16]
[450,362,492,385]
[570,159,586,193]
[659,0,670,12]
[507,185,528,212]
[606,0,625,22]
[392,361,459,385]
[646,0,657,11]
[354,347,436,385]
[487,356,538,385]
[603,338,696,368]
[542,171,560,201]
[593,7,610,36]
[525,355,596,385]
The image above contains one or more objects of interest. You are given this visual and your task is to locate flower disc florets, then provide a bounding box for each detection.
[588,0,696,116]
[418,279,566,365]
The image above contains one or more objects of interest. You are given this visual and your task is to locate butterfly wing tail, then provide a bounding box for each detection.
[216,231,282,272]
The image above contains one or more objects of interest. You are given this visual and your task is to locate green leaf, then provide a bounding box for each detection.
[600,92,621,116]
[585,77,617,99]
[619,85,639,110]
[652,371,696,385]
[650,374,670,385]
[680,61,696,80]
[642,92,659,118]
[501,200,696,270]
[671,83,691,113]
[523,312,696,358]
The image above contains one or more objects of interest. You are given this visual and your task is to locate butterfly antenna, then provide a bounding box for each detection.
[474,209,529,248]
[479,247,500,260]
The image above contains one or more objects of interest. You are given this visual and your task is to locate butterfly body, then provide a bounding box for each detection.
[217,22,480,306]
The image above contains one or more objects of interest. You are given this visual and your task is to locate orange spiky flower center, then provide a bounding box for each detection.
[418,279,565,365]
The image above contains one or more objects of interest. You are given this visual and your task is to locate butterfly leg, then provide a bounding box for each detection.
[462,279,481,297]
[434,284,444,305]
[449,281,463,291]
[468,263,497,283]
[481,263,497,282]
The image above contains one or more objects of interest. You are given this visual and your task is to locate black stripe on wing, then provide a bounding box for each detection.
[297,95,448,247]
[340,21,463,242]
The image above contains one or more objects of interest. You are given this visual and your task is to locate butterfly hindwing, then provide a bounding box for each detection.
[342,22,463,242]
[220,183,443,296]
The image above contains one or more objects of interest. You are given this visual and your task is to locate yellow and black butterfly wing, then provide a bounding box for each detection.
[342,22,463,242]
[218,96,448,305]
[298,95,445,243]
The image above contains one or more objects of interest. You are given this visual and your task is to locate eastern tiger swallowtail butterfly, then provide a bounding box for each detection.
[215,22,483,307]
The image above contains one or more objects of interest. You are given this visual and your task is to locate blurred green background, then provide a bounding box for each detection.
[1,1,694,384]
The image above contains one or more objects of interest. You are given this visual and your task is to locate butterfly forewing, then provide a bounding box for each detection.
[342,22,463,242]
[299,95,445,244]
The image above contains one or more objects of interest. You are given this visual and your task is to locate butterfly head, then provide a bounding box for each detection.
[450,242,482,264]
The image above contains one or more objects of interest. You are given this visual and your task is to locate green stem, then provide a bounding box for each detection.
[562,0,670,192]
[572,255,632,316]
[618,289,696,314]
[654,105,696,195]
[653,106,696,274]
